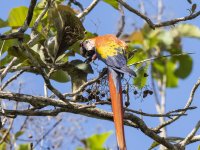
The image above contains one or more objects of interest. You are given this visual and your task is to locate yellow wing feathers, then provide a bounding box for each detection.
[93,34,127,59]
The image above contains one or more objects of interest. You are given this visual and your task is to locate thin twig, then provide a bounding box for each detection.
[0,57,18,80]
[125,107,195,117]
[33,119,62,148]
[117,0,200,29]
[117,0,155,29]
[0,0,37,40]
[0,118,14,144]
[77,0,100,18]
[157,0,164,22]
[180,120,200,147]
[166,135,200,145]
[154,78,200,131]
[19,0,37,33]
[116,2,125,37]
[18,43,68,102]
[64,68,107,97]
[0,70,24,91]
[128,53,194,66]
[32,1,50,32]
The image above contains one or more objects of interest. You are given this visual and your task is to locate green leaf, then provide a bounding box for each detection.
[50,70,70,83]
[148,141,159,150]
[0,142,7,150]
[174,54,193,79]
[133,64,149,89]
[70,60,93,74]
[8,46,27,62]
[84,32,97,39]
[171,24,200,38]
[166,60,178,87]
[149,138,182,150]
[157,31,174,47]
[103,0,119,9]
[0,19,8,28]
[127,50,147,66]
[67,41,81,54]
[55,53,69,63]
[0,39,18,54]
[153,59,178,88]
[17,143,31,150]
[8,6,28,28]
[0,55,14,66]
[14,131,24,140]
[152,60,165,74]
[85,131,112,150]
[76,148,84,150]
[198,145,200,150]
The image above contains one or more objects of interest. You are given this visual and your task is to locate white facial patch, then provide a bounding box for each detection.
[83,40,95,51]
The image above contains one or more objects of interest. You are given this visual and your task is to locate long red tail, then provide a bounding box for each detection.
[108,69,126,150]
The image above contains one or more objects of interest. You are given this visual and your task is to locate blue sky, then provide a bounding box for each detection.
[0,0,200,150]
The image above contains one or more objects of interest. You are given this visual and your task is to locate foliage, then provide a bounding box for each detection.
[125,24,200,88]
[76,131,112,150]
[1,0,200,149]
[0,1,93,83]
[0,128,31,150]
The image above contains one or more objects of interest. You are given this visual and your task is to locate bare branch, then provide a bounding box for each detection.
[166,135,200,145]
[0,91,183,149]
[125,113,178,150]
[0,0,37,40]
[154,11,200,28]
[125,106,196,118]
[0,70,24,91]
[155,78,200,131]
[19,0,37,33]
[77,0,100,18]
[33,119,62,148]
[180,120,200,147]
[64,68,107,97]
[18,43,68,102]
[32,0,50,32]
[0,118,14,144]
[0,57,18,80]
[117,0,200,29]
[117,0,155,29]
[116,2,125,37]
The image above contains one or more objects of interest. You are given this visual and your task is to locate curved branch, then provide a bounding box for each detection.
[154,78,200,131]
[0,91,182,149]
[77,0,100,18]
[64,68,107,97]
[117,0,200,29]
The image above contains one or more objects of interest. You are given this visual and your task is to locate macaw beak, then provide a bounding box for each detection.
[80,42,87,57]
[80,41,96,63]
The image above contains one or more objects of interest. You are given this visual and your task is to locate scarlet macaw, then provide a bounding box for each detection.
[80,34,136,150]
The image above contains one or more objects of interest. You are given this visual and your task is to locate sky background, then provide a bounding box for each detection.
[0,0,200,150]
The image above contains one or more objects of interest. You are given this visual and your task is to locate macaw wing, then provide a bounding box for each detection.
[106,53,136,77]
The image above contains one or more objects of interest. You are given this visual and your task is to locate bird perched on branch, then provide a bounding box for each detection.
[80,34,136,150]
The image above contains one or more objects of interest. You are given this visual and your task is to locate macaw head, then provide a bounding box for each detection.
[80,39,96,63]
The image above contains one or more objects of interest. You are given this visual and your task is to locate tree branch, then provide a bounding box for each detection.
[64,68,107,97]
[180,120,200,147]
[77,0,100,18]
[0,57,17,80]
[0,70,24,91]
[0,0,37,40]
[154,78,200,131]
[0,91,183,149]
[117,0,200,29]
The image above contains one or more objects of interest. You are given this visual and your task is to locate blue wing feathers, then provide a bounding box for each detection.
[106,54,136,77]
